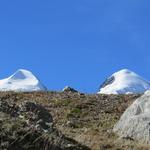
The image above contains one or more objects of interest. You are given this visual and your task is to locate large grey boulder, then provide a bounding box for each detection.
[113,90,150,144]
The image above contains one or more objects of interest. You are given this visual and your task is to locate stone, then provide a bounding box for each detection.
[63,86,78,93]
[113,90,150,144]
[0,99,90,150]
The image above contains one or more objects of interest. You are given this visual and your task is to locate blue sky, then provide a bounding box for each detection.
[0,0,150,93]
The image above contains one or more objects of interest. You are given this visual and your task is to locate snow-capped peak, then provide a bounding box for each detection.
[9,69,37,80]
[0,69,47,92]
[98,69,150,94]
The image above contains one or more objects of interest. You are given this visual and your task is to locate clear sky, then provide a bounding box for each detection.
[0,0,150,93]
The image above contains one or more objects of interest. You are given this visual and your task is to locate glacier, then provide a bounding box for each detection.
[0,69,47,92]
[98,69,150,94]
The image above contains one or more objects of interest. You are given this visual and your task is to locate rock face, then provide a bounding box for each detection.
[0,100,53,131]
[0,98,90,150]
[0,69,47,92]
[113,90,150,144]
[99,69,150,94]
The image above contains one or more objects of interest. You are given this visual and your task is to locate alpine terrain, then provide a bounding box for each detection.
[0,69,47,92]
[1,69,150,150]
[99,69,150,94]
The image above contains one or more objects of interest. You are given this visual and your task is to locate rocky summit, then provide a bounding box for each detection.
[62,86,79,93]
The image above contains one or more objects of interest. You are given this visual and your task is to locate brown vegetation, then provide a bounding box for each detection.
[1,91,149,149]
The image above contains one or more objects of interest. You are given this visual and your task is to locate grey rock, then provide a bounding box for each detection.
[0,98,90,150]
[63,86,78,93]
[113,90,150,144]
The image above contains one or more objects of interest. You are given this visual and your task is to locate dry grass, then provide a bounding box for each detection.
[1,91,148,150]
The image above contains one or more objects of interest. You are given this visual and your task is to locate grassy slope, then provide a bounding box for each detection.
[0,91,150,150]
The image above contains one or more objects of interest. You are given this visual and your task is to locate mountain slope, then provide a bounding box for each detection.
[0,69,47,92]
[0,91,140,150]
[98,69,150,94]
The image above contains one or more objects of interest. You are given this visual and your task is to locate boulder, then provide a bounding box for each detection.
[113,90,150,144]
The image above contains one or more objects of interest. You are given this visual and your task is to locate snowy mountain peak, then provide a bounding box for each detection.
[114,69,134,75]
[98,69,150,94]
[0,69,47,92]
[9,69,36,80]
[112,69,139,77]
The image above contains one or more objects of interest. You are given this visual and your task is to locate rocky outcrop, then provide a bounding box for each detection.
[113,90,150,144]
[62,86,78,93]
[0,99,90,150]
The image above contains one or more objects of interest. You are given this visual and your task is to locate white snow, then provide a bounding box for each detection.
[113,90,150,144]
[98,69,150,94]
[0,69,47,92]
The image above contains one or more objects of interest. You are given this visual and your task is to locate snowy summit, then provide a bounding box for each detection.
[98,69,150,94]
[0,69,47,92]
